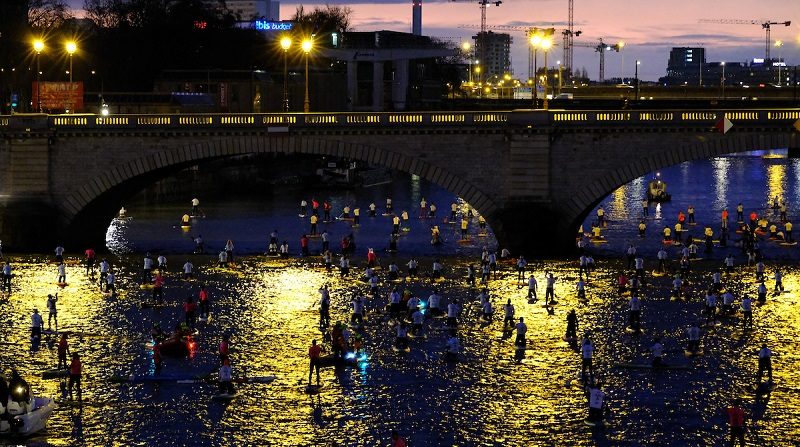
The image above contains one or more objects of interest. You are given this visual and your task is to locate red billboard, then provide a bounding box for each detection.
[32,81,84,112]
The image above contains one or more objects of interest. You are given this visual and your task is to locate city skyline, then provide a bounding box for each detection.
[64,0,799,81]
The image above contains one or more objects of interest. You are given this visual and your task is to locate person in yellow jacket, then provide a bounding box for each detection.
[663,226,671,242]
[786,221,793,243]
[310,214,319,235]
[461,217,469,239]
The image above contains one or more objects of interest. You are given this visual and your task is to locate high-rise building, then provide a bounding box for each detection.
[472,31,512,80]
[665,47,706,85]
[226,0,280,20]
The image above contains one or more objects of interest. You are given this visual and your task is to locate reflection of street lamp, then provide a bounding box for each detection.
[33,39,44,112]
[720,61,726,99]
[280,36,291,112]
[775,40,783,86]
[301,38,312,113]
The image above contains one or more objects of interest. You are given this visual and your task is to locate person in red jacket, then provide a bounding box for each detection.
[68,353,82,401]
[198,285,210,317]
[367,248,378,268]
[84,248,96,276]
[300,235,310,256]
[726,398,746,446]
[153,272,165,304]
[308,339,323,386]
[184,297,197,329]
[58,333,70,369]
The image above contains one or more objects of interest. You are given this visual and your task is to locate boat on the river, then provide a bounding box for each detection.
[647,178,671,202]
[0,396,57,437]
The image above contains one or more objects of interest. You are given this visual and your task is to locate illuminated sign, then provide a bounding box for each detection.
[255,21,293,31]
[753,58,765,64]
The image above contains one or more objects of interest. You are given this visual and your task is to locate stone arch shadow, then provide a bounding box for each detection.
[62,135,506,249]
[561,132,799,234]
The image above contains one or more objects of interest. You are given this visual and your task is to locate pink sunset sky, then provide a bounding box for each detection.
[67,0,799,81]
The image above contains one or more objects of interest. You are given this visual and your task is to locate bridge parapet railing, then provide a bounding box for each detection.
[7,109,792,132]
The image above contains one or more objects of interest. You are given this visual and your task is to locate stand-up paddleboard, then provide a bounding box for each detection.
[684,349,704,357]
[211,392,236,402]
[305,384,322,394]
[42,369,69,379]
[392,344,411,353]
[199,313,212,323]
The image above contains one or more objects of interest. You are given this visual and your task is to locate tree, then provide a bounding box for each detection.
[292,5,352,36]
[28,0,72,28]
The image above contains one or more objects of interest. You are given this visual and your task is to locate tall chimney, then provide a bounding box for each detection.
[412,0,422,35]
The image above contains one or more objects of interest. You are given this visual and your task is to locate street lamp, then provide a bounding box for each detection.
[720,61,726,99]
[33,39,44,112]
[65,41,77,113]
[634,60,640,100]
[617,41,625,83]
[557,60,562,94]
[774,40,783,86]
[529,33,541,107]
[280,36,291,112]
[540,37,552,109]
[301,38,312,113]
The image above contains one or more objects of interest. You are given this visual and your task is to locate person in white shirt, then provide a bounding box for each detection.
[431,260,443,279]
[687,323,701,353]
[628,296,641,331]
[516,256,527,281]
[481,300,494,322]
[514,317,527,346]
[106,271,116,294]
[183,260,194,279]
[406,259,418,278]
[279,241,290,258]
[99,259,110,288]
[447,300,460,327]
[55,245,65,263]
[657,248,668,272]
[31,309,43,339]
[389,288,402,317]
[757,344,773,383]
[502,299,515,327]
[581,336,594,382]
[650,338,664,367]
[527,275,538,302]
[741,296,753,328]
[774,270,784,292]
[545,272,557,305]
[57,262,66,284]
[157,255,167,271]
[142,253,154,283]
[587,385,605,424]
[191,198,200,214]
[411,309,424,335]
[218,250,228,267]
[339,256,350,277]
[428,290,442,316]
[47,294,58,330]
[351,297,365,325]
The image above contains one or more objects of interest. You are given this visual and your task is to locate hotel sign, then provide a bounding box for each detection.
[254,21,293,31]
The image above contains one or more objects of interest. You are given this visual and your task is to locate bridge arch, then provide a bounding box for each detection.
[561,132,799,231]
[63,134,504,245]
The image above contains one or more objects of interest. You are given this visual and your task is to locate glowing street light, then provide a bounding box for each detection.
[540,38,552,109]
[720,61,726,99]
[301,38,313,113]
[65,41,77,113]
[618,41,625,83]
[32,39,44,112]
[280,36,291,112]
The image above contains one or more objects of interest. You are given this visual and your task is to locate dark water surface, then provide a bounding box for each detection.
[2,158,800,446]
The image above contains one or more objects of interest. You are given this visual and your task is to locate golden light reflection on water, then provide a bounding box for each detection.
[611,183,629,221]
[712,157,731,211]
[766,162,786,209]
[1,255,800,445]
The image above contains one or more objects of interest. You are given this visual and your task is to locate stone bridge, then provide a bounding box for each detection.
[1,109,798,255]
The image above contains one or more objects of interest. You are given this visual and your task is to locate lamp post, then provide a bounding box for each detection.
[720,61,726,100]
[529,33,541,108]
[33,39,44,112]
[774,40,783,86]
[280,36,291,112]
[557,60,562,94]
[462,42,472,84]
[541,37,552,109]
[65,41,76,113]
[301,38,312,113]
[618,41,625,83]
[634,60,640,100]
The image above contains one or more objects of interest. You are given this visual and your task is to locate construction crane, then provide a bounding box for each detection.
[698,19,791,60]
[565,0,576,72]
[450,0,502,83]
[572,38,622,82]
